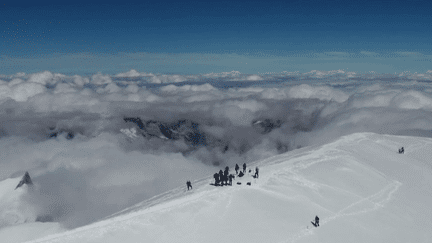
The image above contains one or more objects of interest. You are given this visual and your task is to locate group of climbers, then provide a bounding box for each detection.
[211,163,259,186]
[186,163,261,189]
[213,166,235,186]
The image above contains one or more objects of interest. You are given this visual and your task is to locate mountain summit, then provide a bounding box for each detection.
[14,171,33,190]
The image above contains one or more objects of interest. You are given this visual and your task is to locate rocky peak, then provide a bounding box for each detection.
[15,171,33,190]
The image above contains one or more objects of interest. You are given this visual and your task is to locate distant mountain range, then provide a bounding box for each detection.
[121,117,285,152]
[46,116,287,154]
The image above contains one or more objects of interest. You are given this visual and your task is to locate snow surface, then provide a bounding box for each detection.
[2,132,431,243]
[0,178,65,242]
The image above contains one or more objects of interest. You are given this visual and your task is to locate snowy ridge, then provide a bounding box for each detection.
[0,178,35,227]
[0,177,65,243]
[23,133,432,243]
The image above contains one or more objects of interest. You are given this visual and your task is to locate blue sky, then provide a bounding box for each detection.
[1,0,431,75]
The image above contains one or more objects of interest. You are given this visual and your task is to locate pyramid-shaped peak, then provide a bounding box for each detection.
[15,171,33,190]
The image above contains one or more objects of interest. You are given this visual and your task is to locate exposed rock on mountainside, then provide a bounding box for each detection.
[15,172,33,190]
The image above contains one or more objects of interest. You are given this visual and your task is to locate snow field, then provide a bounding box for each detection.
[11,133,432,242]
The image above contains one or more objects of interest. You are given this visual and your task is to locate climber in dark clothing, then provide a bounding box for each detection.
[399,147,404,154]
[243,163,246,173]
[254,167,259,178]
[214,173,220,186]
[235,164,239,174]
[219,170,224,186]
[223,166,229,185]
[186,181,192,190]
[315,216,319,226]
[228,174,235,185]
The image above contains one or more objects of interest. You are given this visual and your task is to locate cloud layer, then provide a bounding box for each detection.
[1,69,432,229]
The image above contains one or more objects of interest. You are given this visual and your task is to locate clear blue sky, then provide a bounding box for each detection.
[1,0,431,75]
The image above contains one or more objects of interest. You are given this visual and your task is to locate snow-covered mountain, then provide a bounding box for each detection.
[4,132,429,243]
[0,174,65,242]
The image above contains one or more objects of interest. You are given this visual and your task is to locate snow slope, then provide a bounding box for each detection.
[20,133,432,243]
[0,178,36,228]
[0,178,65,242]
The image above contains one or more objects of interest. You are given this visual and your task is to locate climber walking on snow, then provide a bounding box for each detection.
[224,166,229,186]
[311,215,319,227]
[219,170,224,186]
[214,173,220,186]
[186,181,192,190]
[228,174,235,185]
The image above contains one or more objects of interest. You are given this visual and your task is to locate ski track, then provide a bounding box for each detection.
[216,138,401,243]
[218,190,233,219]
[279,180,402,243]
[255,137,403,243]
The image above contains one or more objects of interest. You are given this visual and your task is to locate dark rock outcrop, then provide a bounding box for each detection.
[123,118,207,146]
[122,117,290,158]
[15,171,33,190]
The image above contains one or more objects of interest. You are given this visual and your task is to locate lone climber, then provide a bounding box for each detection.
[186,181,192,190]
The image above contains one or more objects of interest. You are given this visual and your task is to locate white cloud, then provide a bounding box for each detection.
[27,71,65,86]
[54,83,77,94]
[0,85,12,100]
[246,75,263,81]
[203,70,241,78]
[9,78,24,87]
[237,87,264,93]
[213,100,267,126]
[96,83,121,94]
[305,69,347,78]
[160,83,216,93]
[346,71,356,78]
[72,75,90,88]
[125,84,139,93]
[181,83,216,92]
[288,84,349,103]
[11,82,46,102]
[149,74,187,84]
[351,92,396,108]
[159,84,178,93]
[392,90,432,110]
[260,88,289,100]
[115,69,142,78]
[91,72,112,85]
[14,72,26,78]
[405,72,432,80]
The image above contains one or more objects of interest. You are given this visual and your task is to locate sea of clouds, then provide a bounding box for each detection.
[1,69,432,229]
